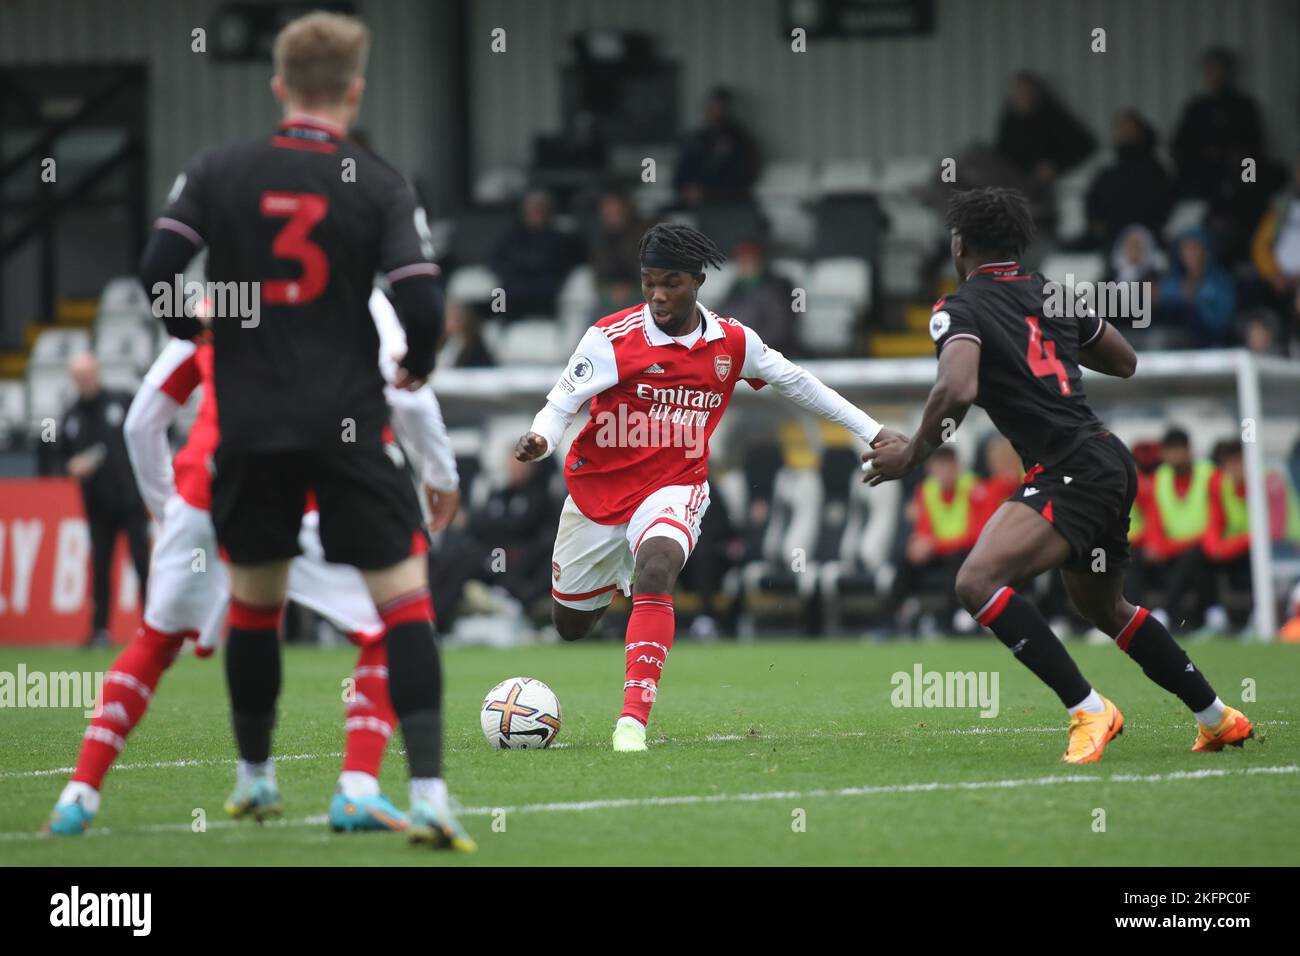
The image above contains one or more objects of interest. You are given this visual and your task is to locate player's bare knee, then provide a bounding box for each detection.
[953,562,996,614]
[633,541,684,596]
[551,602,596,642]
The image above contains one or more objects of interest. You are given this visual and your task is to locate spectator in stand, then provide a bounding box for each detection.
[1145,428,1214,632]
[589,189,649,311]
[1084,110,1174,251]
[1248,155,1300,350]
[717,238,796,355]
[994,72,1096,198]
[1158,227,1237,347]
[436,297,495,369]
[428,451,558,631]
[490,189,585,319]
[882,446,976,635]
[1124,439,1163,606]
[1202,440,1254,632]
[1171,47,1263,202]
[58,353,150,646]
[673,87,761,207]
[1108,224,1165,285]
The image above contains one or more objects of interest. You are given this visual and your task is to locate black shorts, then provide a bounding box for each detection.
[1013,431,1137,573]
[212,441,423,570]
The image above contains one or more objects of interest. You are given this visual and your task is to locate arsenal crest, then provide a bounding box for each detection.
[714,354,732,382]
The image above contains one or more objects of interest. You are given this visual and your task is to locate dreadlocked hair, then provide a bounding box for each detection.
[945,187,1036,257]
[638,222,727,270]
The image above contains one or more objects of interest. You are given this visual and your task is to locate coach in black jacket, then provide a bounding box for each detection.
[59,353,150,645]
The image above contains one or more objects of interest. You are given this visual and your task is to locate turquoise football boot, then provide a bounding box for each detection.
[329,789,409,833]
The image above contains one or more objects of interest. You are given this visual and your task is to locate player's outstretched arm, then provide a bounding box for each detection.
[864,339,979,485]
[123,339,200,518]
[739,326,885,445]
[517,325,619,463]
[1077,322,1138,378]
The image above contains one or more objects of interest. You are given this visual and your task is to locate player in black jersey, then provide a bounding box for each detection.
[136,12,473,849]
[865,188,1254,762]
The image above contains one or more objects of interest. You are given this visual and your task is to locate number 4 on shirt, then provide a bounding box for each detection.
[260,191,330,305]
[1024,315,1070,396]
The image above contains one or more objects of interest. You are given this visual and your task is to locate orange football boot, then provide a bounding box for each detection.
[1192,706,1254,752]
[1062,695,1125,764]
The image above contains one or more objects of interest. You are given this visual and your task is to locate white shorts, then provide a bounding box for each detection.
[143,495,229,642]
[550,482,709,611]
[286,511,383,641]
[146,496,382,645]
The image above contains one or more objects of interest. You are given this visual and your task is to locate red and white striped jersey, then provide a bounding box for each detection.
[534,303,882,525]
[553,304,754,523]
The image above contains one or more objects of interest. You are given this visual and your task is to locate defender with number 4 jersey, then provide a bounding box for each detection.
[929,261,1107,469]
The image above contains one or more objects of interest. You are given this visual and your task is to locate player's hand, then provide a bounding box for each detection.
[423,484,460,534]
[861,430,913,485]
[392,367,427,391]
[515,432,548,462]
[66,452,100,480]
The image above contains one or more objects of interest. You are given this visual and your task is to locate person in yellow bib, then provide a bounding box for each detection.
[1144,428,1214,631]
[883,446,977,635]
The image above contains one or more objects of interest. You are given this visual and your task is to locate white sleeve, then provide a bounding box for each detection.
[529,402,579,460]
[371,288,459,490]
[529,325,619,457]
[740,325,882,443]
[386,385,459,491]
[125,339,197,518]
[370,286,408,381]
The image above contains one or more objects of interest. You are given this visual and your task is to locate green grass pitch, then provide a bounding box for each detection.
[1,638,1296,866]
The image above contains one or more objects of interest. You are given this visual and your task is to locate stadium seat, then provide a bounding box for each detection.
[800,258,871,353]
[755,160,817,202]
[820,473,903,633]
[880,196,944,246]
[447,265,501,306]
[760,200,816,253]
[29,328,91,368]
[1039,252,1107,286]
[495,318,571,366]
[94,314,158,371]
[878,156,937,196]
[98,360,141,394]
[0,380,26,446]
[817,159,876,196]
[739,465,824,635]
[1163,199,1208,241]
[472,167,527,204]
[25,365,75,434]
[702,261,737,304]
[557,264,599,340]
[880,244,926,297]
[770,258,809,291]
[98,276,152,316]
[692,200,768,256]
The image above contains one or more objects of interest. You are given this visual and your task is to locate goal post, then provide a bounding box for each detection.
[431,348,1300,638]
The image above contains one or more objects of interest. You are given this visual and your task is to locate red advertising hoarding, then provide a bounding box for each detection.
[0,478,143,645]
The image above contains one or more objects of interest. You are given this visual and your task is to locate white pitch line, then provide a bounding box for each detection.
[0,751,343,781]
[4,719,1288,780]
[1,764,1292,843]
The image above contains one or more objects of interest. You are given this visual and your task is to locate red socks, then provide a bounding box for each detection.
[342,639,396,777]
[72,623,188,789]
[621,593,674,726]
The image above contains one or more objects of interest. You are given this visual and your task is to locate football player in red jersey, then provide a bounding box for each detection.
[516,223,900,750]
[45,290,460,836]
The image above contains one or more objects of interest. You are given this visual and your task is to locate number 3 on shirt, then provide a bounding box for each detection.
[1024,315,1071,396]
[260,192,329,305]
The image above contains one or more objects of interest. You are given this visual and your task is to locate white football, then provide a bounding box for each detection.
[480,677,562,750]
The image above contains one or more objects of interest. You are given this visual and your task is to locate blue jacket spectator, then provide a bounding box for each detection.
[1159,227,1237,347]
